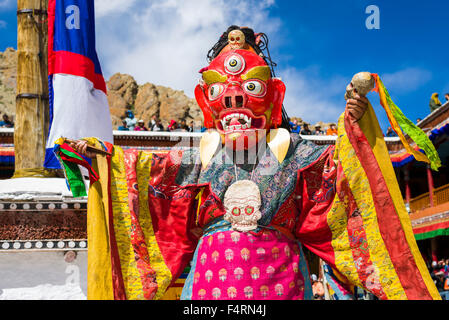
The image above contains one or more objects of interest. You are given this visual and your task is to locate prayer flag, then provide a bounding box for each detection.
[45,0,112,169]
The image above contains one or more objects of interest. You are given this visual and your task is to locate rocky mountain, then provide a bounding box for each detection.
[0,48,203,129]
[107,73,203,129]
[0,47,17,119]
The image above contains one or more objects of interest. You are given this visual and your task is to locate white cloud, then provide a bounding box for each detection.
[0,0,14,10]
[280,67,348,123]
[94,0,280,97]
[381,67,432,93]
[95,0,138,18]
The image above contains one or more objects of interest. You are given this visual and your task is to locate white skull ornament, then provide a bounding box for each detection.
[224,180,262,232]
[228,29,246,50]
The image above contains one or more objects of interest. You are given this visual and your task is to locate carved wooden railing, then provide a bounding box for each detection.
[409,183,449,213]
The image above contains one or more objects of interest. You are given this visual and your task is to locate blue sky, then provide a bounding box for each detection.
[1,0,448,131]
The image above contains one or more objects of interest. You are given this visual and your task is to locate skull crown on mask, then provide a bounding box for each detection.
[228,30,246,50]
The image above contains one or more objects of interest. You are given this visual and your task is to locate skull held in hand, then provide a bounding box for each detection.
[345,72,375,100]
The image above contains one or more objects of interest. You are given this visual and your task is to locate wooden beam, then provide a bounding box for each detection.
[404,164,411,208]
[427,165,435,207]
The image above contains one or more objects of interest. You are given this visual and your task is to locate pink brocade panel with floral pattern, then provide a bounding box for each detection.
[191,229,306,300]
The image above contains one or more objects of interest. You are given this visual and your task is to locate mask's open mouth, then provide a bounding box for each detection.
[215,109,266,134]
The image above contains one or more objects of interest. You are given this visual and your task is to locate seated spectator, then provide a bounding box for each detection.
[313,125,324,135]
[151,118,164,131]
[134,119,148,131]
[445,93,449,102]
[188,121,195,132]
[148,115,157,129]
[289,120,300,134]
[429,93,442,112]
[300,123,312,135]
[385,126,398,137]
[168,120,179,131]
[117,119,129,131]
[0,114,14,128]
[179,119,189,132]
[124,110,137,130]
[432,260,438,272]
[326,123,338,136]
[194,123,203,132]
[416,118,422,124]
[291,124,300,134]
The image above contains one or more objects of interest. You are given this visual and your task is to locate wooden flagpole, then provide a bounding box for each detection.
[13,0,55,177]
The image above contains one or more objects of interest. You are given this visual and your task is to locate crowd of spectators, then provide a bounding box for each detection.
[117,110,203,132]
[289,120,338,136]
[429,259,449,300]
[118,112,343,135]
[290,92,449,138]
[117,105,449,138]
[119,113,343,136]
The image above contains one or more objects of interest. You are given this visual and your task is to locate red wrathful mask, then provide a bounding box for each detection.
[195,50,286,149]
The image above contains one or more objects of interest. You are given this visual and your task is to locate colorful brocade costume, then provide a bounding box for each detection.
[56,112,440,300]
[55,26,441,300]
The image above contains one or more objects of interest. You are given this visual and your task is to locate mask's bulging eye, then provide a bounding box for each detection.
[224,54,245,74]
[243,80,266,97]
[208,83,224,100]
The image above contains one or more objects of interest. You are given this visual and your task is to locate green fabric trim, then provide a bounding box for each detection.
[57,153,87,198]
[379,79,441,171]
[61,147,95,177]
[415,228,449,241]
[59,147,85,162]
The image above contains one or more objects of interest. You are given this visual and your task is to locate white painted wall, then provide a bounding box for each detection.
[0,251,87,300]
